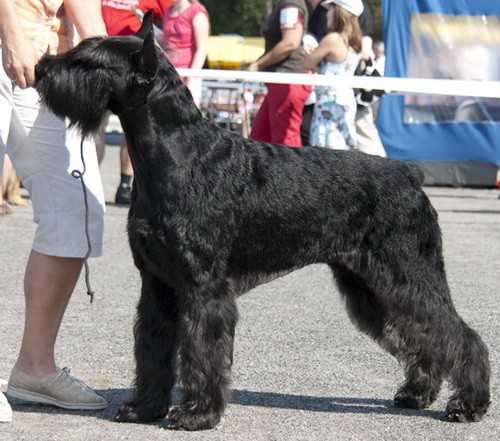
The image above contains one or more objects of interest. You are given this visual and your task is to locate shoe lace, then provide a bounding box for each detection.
[59,367,92,391]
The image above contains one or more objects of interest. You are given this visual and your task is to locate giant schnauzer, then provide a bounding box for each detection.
[35,11,490,430]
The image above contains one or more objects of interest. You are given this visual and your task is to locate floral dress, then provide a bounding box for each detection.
[310,50,361,149]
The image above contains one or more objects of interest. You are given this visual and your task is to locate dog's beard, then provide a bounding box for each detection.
[36,60,110,137]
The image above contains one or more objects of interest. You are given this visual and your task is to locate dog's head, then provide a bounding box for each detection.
[35,11,176,137]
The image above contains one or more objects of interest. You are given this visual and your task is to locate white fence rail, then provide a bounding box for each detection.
[177,68,500,99]
[106,69,500,134]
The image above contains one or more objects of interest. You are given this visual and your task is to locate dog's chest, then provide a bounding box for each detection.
[127,214,184,277]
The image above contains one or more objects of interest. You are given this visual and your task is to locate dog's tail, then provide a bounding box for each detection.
[404,162,425,187]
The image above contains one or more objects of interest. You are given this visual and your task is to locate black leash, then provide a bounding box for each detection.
[71,138,95,303]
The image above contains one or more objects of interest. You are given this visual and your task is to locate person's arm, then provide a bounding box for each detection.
[304,35,330,71]
[358,2,373,61]
[361,35,373,61]
[0,0,107,89]
[189,11,209,70]
[248,24,303,72]
[303,32,347,71]
[64,0,107,39]
[0,0,38,88]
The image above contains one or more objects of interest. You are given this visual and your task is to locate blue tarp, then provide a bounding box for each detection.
[377,0,500,164]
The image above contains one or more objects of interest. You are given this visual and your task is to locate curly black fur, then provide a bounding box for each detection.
[35,11,490,430]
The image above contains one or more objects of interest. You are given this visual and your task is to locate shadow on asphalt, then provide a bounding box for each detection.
[8,387,445,423]
[448,210,500,214]
[231,389,444,420]
[424,191,498,200]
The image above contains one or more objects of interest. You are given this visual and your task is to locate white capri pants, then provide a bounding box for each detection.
[0,49,105,258]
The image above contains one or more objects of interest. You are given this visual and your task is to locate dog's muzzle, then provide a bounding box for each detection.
[34,56,56,85]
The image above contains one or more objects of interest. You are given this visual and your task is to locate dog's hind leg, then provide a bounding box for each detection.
[168,278,238,431]
[381,274,490,422]
[445,321,490,422]
[116,272,178,424]
[392,305,490,422]
[331,262,490,422]
[331,264,444,410]
[391,290,490,422]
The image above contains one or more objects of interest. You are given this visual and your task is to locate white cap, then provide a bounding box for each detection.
[321,0,364,17]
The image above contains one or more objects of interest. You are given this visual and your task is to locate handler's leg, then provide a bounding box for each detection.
[5,84,106,410]
[16,252,83,375]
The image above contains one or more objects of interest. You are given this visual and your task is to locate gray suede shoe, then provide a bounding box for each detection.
[0,389,12,422]
[7,366,107,410]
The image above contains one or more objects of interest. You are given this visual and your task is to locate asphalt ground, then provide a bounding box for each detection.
[1,145,499,440]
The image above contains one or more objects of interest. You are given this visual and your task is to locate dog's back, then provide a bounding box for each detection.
[185,128,437,288]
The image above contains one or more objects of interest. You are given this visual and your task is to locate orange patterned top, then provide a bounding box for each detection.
[3,1,75,58]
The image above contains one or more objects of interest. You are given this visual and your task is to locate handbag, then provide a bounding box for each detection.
[354,57,385,108]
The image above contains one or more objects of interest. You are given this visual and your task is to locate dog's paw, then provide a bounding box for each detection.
[115,403,166,424]
[394,387,436,410]
[446,397,488,423]
[167,405,221,431]
[115,404,142,423]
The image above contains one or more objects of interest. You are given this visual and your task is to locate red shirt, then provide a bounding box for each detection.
[163,3,209,69]
[102,0,172,36]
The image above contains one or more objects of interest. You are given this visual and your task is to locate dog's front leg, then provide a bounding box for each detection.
[168,280,238,431]
[116,273,178,424]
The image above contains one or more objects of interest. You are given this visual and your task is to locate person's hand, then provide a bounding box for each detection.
[361,47,372,61]
[1,33,38,88]
[247,61,259,72]
[302,34,318,56]
[303,44,316,56]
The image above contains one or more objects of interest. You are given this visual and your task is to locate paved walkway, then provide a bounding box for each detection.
[1,146,499,440]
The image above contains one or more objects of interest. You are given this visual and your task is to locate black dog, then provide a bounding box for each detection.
[35,12,490,430]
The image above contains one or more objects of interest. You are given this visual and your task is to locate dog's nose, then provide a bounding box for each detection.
[34,56,56,84]
[34,62,46,84]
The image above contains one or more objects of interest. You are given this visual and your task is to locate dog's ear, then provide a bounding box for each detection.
[134,9,154,40]
[132,30,158,84]
[131,9,158,83]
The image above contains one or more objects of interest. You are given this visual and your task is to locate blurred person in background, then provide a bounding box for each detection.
[0,155,14,215]
[163,0,209,107]
[304,0,363,149]
[353,0,386,156]
[373,39,385,75]
[301,0,328,145]
[248,0,311,147]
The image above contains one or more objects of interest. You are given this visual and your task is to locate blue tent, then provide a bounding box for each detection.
[377,0,500,186]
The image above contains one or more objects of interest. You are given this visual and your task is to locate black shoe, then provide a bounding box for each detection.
[115,184,131,205]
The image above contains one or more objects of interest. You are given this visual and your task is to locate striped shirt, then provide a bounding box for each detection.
[5,0,75,58]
